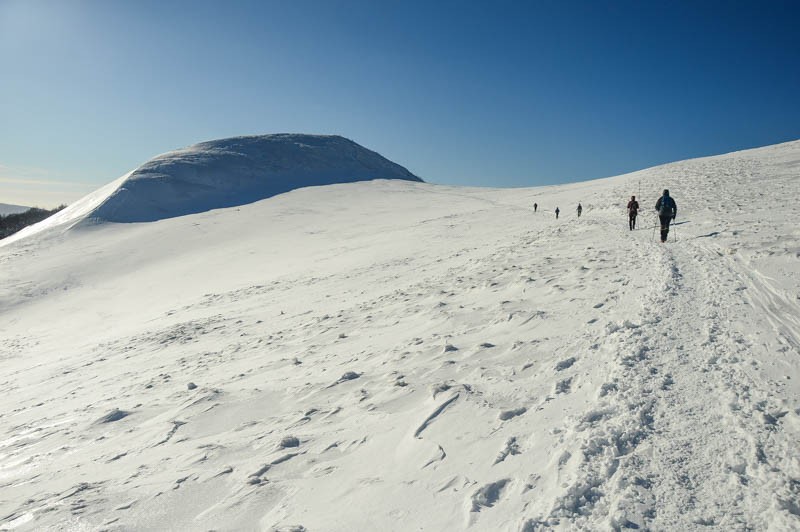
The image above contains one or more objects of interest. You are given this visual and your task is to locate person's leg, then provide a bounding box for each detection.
[659,215,671,242]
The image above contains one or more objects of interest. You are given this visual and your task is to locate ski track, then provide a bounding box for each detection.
[1,142,799,530]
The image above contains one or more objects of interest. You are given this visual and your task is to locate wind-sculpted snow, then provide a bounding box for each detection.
[0,140,799,530]
[91,134,422,223]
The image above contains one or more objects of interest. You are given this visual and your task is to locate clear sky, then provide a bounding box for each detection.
[1,0,799,207]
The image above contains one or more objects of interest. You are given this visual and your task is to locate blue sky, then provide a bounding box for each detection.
[1,0,799,207]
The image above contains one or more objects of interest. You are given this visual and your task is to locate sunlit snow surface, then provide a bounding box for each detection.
[1,141,799,531]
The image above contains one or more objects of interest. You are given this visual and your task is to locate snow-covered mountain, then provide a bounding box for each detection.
[1,134,421,246]
[92,134,421,223]
[1,140,799,531]
[0,203,30,216]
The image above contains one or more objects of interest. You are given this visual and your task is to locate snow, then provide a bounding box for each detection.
[0,204,30,216]
[1,134,420,247]
[0,174,130,246]
[1,139,799,531]
[92,134,421,223]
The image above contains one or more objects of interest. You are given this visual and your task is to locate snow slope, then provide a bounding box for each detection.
[0,203,30,216]
[1,140,799,531]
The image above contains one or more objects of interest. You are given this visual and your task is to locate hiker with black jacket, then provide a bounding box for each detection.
[655,189,677,242]
[627,195,639,230]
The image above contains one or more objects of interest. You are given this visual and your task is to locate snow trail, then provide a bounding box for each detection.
[518,163,800,529]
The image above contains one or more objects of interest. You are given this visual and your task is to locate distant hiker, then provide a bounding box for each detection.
[655,189,677,242]
[555,207,560,219]
[627,195,639,230]
[576,203,583,217]
[534,202,538,212]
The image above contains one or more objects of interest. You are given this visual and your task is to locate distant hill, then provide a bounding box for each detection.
[0,203,30,216]
[0,205,66,240]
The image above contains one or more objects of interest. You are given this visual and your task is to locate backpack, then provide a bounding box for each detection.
[658,196,673,217]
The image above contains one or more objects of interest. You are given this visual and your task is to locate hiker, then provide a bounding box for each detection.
[576,203,583,217]
[654,189,677,242]
[534,202,538,213]
[555,207,560,219]
[627,195,639,230]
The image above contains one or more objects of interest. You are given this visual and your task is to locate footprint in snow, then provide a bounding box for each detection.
[279,436,300,448]
[498,407,527,421]
[520,518,549,531]
[431,383,452,397]
[557,451,572,468]
[327,371,361,388]
[95,409,130,424]
[555,357,576,371]
[470,479,510,512]
[494,437,521,464]
[599,382,618,397]
[555,377,572,394]
[247,463,270,484]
